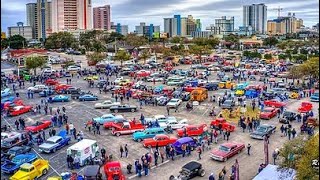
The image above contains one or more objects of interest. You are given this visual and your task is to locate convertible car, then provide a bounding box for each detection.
[8,105,33,116]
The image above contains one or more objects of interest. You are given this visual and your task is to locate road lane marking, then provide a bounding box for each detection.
[32,148,61,175]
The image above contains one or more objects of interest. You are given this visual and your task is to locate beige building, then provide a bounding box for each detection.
[267,13,303,35]
[51,0,92,33]
[8,22,33,40]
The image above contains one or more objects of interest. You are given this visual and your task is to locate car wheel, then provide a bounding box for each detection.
[148,145,152,149]
[52,148,56,152]
[169,175,175,180]
[114,109,118,113]
[137,139,142,142]
[116,132,121,137]
[199,169,205,177]
[131,108,135,112]
[42,169,48,175]
[210,125,214,129]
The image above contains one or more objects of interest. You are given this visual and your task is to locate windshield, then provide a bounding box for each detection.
[12,158,22,164]
[219,145,230,152]
[257,127,267,132]
[19,168,29,172]
[45,139,56,144]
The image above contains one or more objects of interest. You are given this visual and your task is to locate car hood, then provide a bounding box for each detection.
[133,132,145,138]
[39,143,56,149]
[250,131,265,136]
[211,149,227,157]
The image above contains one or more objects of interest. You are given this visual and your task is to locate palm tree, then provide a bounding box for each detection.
[115,50,130,66]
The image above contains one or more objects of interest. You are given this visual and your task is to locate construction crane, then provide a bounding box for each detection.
[269,6,283,18]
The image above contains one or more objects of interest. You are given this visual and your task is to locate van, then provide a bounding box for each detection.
[66,139,99,166]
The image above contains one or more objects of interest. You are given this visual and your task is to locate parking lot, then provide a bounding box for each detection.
[1,60,318,180]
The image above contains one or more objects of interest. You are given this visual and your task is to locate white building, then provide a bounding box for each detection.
[8,22,33,40]
[243,3,267,34]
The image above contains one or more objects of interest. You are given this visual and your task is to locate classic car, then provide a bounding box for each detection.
[3,146,32,161]
[235,89,245,96]
[136,70,151,77]
[143,134,177,148]
[146,77,164,82]
[109,105,138,113]
[114,77,124,84]
[145,115,177,124]
[202,82,219,91]
[166,98,182,108]
[1,96,16,104]
[9,159,49,180]
[103,161,125,180]
[210,118,236,132]
[92,114,125,125]
[118,79,132,86]
[39,89,55,97]
[259,107,279,120]
[264,99,286,108]
[221,99,235,109]
[167,79,184,86]
[83,165,103,179]
[310,92,319,102]
[210,142,245,162]
[183,85,198,93]
[48,95,69,102]
[132,127,166,142]
[250,124,276,140]
[1,153,37,174]
[169,161,205,180]
[24,120,52,133]
[161,119,188,130]
[103,119,130,129]
[27,85,47,93]
[1,88,12,97]
[54,84,72,93]
[298,102,313,113]
[45,79,59,86]
[79,94,98,101]
[83,75,99,81]
[1,136,29,153]
[176,124,208,137]
[289,92,299,99]
[172,137,198,154]
[8,105,33,116]
[245,89,260,99]
[94,100,121,109]
[64,87,81,94]
[39,130,71,153]
[279,111,298,124]
[157,96,170,106]
[111,122,146,136]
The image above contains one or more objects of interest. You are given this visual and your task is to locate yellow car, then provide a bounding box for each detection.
[289,92,299,99]
[119,79,132,86]
[219,81,235,89]
[84,75,99,81]
[235,89,245,96]
[10,159,49,180]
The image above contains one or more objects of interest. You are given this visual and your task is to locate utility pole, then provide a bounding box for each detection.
[264,136,269,165]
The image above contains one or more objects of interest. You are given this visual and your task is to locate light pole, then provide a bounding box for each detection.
[234,159,239,180]
[264,136,269,165]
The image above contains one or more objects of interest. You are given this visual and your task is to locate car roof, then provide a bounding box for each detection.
[47,135,62,142]
[155,134,169,138]
[182,161,202,171]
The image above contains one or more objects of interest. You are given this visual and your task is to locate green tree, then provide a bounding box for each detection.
[92,40,106,53]
[170,37,182,44]
[1,38,9,49]
[140,49,150,64]
[190,45,210,62]
[45,32,76,49]
[115,50,131,66]
[263,37,279,47]
[86,52,105,65]
[264,54,273,59]
[125,34,148,47]
[25,56,46,75]
[8,35,27,49]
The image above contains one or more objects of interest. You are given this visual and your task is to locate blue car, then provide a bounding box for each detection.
[154,85,164,94]
[1,153,37,174]
[310,92,319,102]
[79,94,98,101]
[172,137,197,154]
[39,130,71,153]
[132,127,166,142]
[1,96,15,103]
[93,114,125,124]
[1,88,12,97]
[48,95,69,102]
[245,89,260,99]
[39,89,55,97]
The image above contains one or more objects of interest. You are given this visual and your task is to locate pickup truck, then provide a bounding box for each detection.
[10,159,49,180]
[111,122,145,136]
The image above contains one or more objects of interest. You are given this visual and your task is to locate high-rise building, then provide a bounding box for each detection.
[93,5,111,30]
[267,13,303,35]
[215,16,234,35]
[26,0,52,40]
[135,22,146,35]
[312,23,319,32]
[110,22,128,36]
[134,22,160,39]
[8,22,33,40]
[51,0,92,33]
[164,15,201,37]
[243,3,267,34]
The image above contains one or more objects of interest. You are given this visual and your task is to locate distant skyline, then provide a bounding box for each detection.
[1,0,319,33]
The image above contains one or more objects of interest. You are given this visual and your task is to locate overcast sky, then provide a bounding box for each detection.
[1,0,319,33]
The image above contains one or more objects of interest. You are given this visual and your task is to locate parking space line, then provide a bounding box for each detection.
[128,160,170,179]
[49,150,66,160]
[32,148,61,175]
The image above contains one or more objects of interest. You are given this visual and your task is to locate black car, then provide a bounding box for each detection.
[170,161,205,180]
[1,136,29,153]
[109,105,138,113]
[65,87,81,94]
[203,83,218,91]
[279,111,298,124]
[250,124,276,140]
[96,80,108,88]
[70,90,86,100]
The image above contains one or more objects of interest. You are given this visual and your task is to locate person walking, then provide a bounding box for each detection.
[197,146,202,160]
[120,145,124,158]
[272,150,278,165]
[125,144,129,158]
[154,150,159,166]
[74,155,80,169]
[288,128,292,140]
[137,161,142,177]
[14,120,19,130]
[96,123,100,135]
[143,160,149,176]
[181,144,186,157]
[101,148,106,158]
[280,125,284,136]
[247,143,251,155]
[169,146,175,161]
[213,130,218,143]
[226,130,230,141]
[292,128,296,138]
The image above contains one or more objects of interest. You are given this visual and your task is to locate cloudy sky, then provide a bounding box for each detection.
[1,0,319,33]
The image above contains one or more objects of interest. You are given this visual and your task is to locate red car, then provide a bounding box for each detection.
[260,107,279,120]
[4,99,24,110]
[210,142,245,161]
[24,120,51,133]
[8,105,33,116]
[111,122,146,136]
[136,70,151,77]
[245,84,265,91]
[264,99,286,108]
[45,79,59,86]
[103,161,125,180]
[176,124,208,137]
[183,85,197,93]
[210,118,235,132]
[55,84,72,93]
[143,134,177,148]
[298,102,313,113]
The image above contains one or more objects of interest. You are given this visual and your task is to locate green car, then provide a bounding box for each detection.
[132,127,166,142]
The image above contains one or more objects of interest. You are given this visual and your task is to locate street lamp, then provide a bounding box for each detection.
[264,136,269,165]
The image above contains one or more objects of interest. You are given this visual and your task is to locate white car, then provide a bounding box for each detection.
[114,77,124,84]
[166,98,182,108]
[147,77,164,82]
[94,100,121,109]
[160,119,188,129]
[67,65,81,71]
[27,85,47,92]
